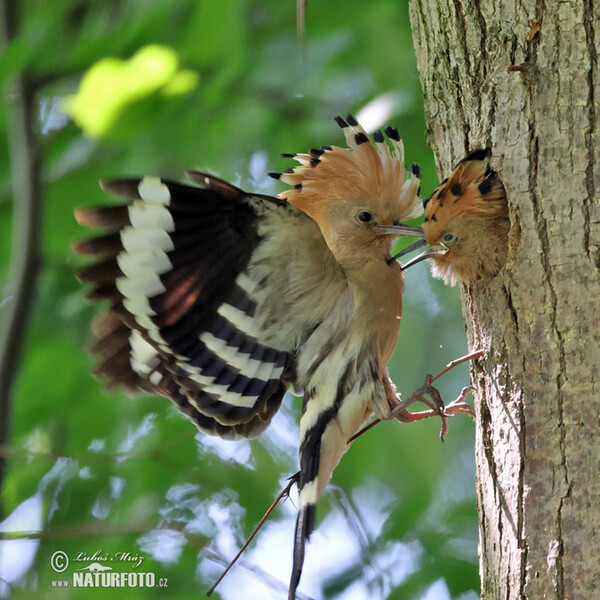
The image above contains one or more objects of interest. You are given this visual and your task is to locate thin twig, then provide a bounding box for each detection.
[348,349,484,443]
[296,0,306,40]
[296,0,307,61]
[430,349,484,382]
[205,547,314,600]
[207,477,296,596]
[0,0,43,519]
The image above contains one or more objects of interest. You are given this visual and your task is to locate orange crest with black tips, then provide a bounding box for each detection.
[421,148,510,285]
[423,148,506,240]
[269,114,423,225]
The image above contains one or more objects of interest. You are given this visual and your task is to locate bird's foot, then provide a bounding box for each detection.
[390,378,475,441]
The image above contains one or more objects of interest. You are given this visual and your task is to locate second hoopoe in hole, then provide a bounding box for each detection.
[399,148,509,284]
[74,115,477,598]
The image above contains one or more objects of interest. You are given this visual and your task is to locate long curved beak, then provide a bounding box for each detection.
[376,224,425,238]
[389,238,427,261]
[399,244,449,271]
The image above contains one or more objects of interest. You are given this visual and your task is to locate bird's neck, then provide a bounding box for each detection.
[346,253,403,306]
[347,258,404,367]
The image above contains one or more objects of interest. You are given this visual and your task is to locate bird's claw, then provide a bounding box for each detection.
[389,380,475,441]
[436,386,476,441]
[389,373,443,418]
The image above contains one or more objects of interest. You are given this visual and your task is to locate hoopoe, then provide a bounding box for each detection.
[399,148,509,284]
[75,115,443,598]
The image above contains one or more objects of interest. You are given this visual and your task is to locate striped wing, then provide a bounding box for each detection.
[74,173,290,439]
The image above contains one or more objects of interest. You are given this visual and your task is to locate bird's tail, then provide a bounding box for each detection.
[289,500,316,599]
[289,402,328,599]
[288,365,371,599]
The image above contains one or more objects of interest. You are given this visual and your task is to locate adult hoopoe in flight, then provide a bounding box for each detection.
[399,148,509,284]
[75,115,448,598]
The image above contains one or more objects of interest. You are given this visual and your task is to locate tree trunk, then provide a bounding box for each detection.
[409,1,599,599]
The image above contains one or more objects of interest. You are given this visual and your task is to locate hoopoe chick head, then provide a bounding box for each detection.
[417,149,509,285]
[270,114,423,276]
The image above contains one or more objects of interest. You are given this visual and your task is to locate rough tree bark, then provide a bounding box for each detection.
[409,1,599,599]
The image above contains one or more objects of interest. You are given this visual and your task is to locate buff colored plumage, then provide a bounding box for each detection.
[400,148,509,285]
[75,114,431,599]
[270,115,426,597]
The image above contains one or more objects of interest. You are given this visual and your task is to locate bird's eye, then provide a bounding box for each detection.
[443,233,457,243]
[357,211,373,223]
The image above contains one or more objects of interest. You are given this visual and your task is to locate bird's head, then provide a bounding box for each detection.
[270,115,424,275]
[399,149,509,285]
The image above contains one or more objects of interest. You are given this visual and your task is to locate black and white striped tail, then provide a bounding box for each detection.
[289,404,322,599]
[74,172,290,439]
[289,503,316,599]
[289,357,363,599]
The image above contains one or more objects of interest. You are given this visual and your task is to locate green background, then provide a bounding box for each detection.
[0,1,478,598]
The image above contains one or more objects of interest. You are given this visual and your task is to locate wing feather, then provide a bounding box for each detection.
[75,173,291,438]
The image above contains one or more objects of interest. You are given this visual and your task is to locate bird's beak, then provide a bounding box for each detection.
[376,224,425,238]
[398,243,449,271]
[389,238,427,260]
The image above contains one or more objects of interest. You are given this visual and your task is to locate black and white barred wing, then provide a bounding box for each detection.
[74,173,290,439]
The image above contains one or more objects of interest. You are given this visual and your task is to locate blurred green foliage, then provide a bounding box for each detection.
[63,45,199,138]
[0,1,479,599]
